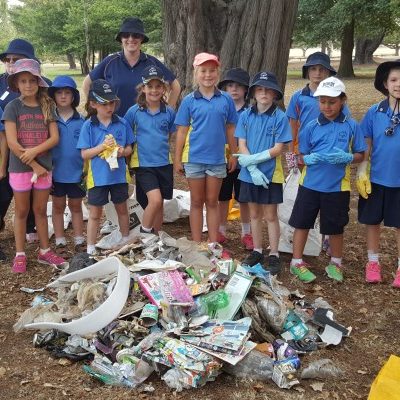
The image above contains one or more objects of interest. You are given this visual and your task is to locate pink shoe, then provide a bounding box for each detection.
[12,255,27,273]
[38,250,67,267]
[241,234,254,250]
[217,232,227,244]
[365,261,382,283]
[221,248,231,259]
[392,269,400,288]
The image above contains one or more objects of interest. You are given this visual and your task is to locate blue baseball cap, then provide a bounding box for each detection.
[89,79,119,104]
[302,52,336,79]
[142,65,165,84]
[0,38,39,63]
[248,71,283,100]
[48,75,80,108]
[218,68,250,89]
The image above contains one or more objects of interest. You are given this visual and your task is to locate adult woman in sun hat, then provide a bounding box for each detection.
[82,17,181,116]
[0,39,52,249]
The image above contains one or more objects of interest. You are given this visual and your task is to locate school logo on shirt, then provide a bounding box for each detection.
[338,131,348,142]
[73,129,81,139]
[160,120,169,131]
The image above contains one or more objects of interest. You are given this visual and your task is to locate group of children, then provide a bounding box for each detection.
[1,51,399,289]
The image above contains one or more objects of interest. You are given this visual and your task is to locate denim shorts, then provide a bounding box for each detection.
[183,163,227,179]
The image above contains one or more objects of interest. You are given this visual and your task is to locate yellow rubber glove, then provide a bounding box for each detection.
[99,134,118,159]
[356,160,371,199]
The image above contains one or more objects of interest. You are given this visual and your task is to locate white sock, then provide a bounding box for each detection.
[74,236,85,245]
[331,257,342,266]
[55,237,66,246]
[219,225,226,235]
[269,252,279,258]
[87,244,96,255]
[254,248,262,254]
[241,223,251,236]
[291,258,303,267]
[141,225,153,233]
[16,252,25,257]
[39,248,50,255]
[367,250,379,263]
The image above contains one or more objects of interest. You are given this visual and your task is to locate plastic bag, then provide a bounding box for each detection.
[176,237,212,271]
[301,358,343,380]
[368,355,400,400]
[223,350,274,380]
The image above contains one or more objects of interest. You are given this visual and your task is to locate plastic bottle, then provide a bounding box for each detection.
[198,289,229,318]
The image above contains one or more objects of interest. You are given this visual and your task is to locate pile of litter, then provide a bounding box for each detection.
[15,231,349,392]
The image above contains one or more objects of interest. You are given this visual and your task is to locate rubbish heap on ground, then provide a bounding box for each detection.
[15,231,348,391]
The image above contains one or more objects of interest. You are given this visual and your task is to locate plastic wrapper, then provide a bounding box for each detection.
[162,366,220,391]
[176,237,212,271]
[300,358,344,380]
[256,296,287,333]
[223,350,274,380]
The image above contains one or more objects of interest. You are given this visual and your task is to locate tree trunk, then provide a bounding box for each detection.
[396,44,399,57]
[354,34,384,65]
[66,52,76,70]
[80,54,90,75]
[338,19,355,78]
[321,40,327,54]
[161,0,298,96]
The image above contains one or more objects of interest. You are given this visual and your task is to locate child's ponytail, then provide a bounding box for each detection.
[84,99,97,119]
[36,88,56,124]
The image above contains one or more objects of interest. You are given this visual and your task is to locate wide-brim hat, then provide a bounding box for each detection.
[374,59,400,96]
[89,79,120,108]
[0,38,39,63]
[302,52,336,79]
[218,68,250,89]
[115,17,149,43]
[7,59,48,92]
[248,71,283,100]
[48,75,80,108]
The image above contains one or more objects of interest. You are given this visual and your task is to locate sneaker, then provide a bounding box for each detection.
[140,226,155,234]
[392,269,400,288]
[38,250,67,268]
[100,220,118,235]
[264,255,281,275]
[12,255,27,273]
[221,249,231,259]
[290,262,316,283]
[26,232,38,243]
[241,234,254,250]
[325,263,343,282]
[242,250,264,267]
[365,261,382,283]
[217,232,227,244]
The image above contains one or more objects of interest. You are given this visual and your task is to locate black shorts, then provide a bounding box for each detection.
[289,185,350,235]
[135,165,173,209]
[219,169,242,202]
[238,181,283,205]
[87,183,129,206]
[358,182,400,228]
[51,182,86,199]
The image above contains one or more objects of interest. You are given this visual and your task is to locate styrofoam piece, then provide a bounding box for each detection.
[23,257,130,335]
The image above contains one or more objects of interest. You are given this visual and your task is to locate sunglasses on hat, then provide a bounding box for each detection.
[385,115,400,137]
[120,32,143,40]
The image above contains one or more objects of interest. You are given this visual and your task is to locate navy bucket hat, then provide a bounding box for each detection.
[248,71,283,100]
[0,38,39,63]
[116,17,149,43]
[302,52,336,79]
[374,59,400,96]
[218,68,250,89]
[48,75,80,108]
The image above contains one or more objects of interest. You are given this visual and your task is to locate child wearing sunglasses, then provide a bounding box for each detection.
[357,60,400,288]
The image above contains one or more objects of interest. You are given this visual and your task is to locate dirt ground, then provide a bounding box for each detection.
[1,66,399,400]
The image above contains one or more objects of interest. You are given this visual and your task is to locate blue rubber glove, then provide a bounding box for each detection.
[303,153,324,165]
[234,150,271,167]
[322,147,354,165]
[247,164,269,188]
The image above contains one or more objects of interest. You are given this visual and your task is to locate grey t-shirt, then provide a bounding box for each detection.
[2,98,56,173]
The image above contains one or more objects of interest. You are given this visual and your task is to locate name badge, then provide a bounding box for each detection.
[0,91,9,101]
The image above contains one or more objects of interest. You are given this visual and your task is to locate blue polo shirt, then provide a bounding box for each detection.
[124,103,176,168]
[235,104,292,184]
[77,114,134,189]
[52,110,85,183]
[299,112,366,192]
[360,99,400,187]
[0,73,52,110]
[0,106,4,132]
[89,52,176,116]
[175,89,238,164]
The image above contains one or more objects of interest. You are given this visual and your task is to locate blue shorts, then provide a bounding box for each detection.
[51,182,86,199]
[289,185,350,235]
[238,181,283,205]
[183,163,227,179]
[358,182,400,228]
[219,169,242,202]
[135,165,173,209]
[87,183,129,206]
